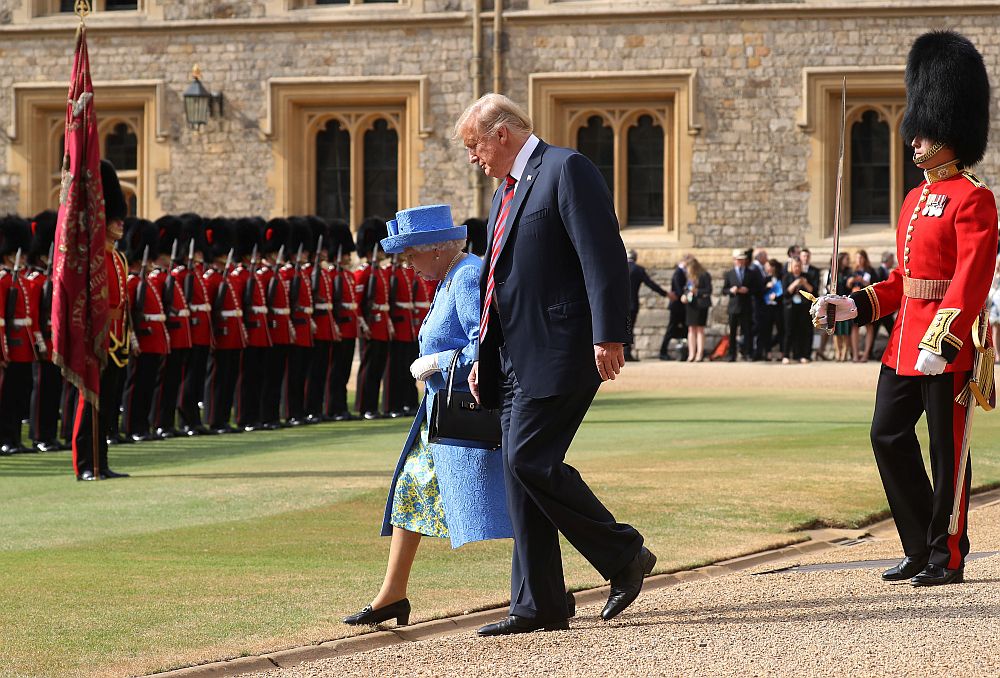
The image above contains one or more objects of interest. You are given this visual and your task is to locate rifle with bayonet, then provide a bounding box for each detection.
[212,248,234,329]
[332,244,345,324]
[5,249,22,351]
[162,239,179,321]
[288,243,304,316]
[409,267,421,341]
[131,245,150,342]
[266,244,285,312]
[311,235,323,294]
[39,242,55,352]
[363,242,381,333]
[242,244,258,331]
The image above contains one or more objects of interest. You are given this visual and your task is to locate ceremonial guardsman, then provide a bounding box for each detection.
[0,215,34,455]
[305,215,338,424]
[326,218,360,421]
[26,210,65,452]
[203,218,246,434]
[72,159,131,480]
[386,254,419,417]
[354,217,391,420]
[235,217,270,432]
[151,216,192,439]
[814,31,998,586]
[281,217,315,426]
[258,218,292,430]
[177,213,213,436]
[122,218,168,442]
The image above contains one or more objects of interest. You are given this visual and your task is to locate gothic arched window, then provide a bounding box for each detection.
[850,110,891,223]
[104,122,138,172]
[576,115,614,196]
[626,114,664,225]
[363,118,399,220]
[315,118,352,222]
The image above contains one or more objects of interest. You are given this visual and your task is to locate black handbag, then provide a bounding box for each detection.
[428,349,501,450]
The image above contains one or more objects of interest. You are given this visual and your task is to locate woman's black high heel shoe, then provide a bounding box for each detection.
[342,598,411,626]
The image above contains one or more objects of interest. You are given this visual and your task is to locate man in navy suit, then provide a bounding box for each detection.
[458,94,655,637]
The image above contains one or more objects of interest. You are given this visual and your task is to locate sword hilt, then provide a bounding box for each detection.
[826,304,836,336]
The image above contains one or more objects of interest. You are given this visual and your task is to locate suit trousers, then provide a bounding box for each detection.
[30,360,63,443]
[499,347,643,622]
[236,346,267,427]
[356,338,389,415]
[782,304,813,360]
[72,362,125,476]
[261,344,289,425]
[153,348,188,432]
[123,353,165,437]
[871,366,971,570]
[284,345,310,421]
[386,340,419,413]
[0,362,32,446]
[61,382,78,445]
[179,344,210,429]
[206,349,241,429]
[728,310,752,358]
[305,340,333,417]
[325,338,355,416]
[658,305,687,358]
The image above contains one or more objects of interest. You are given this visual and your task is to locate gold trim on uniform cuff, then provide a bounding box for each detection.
[903,276,951,300]
[919,307,962,356]
[865,286,880,322]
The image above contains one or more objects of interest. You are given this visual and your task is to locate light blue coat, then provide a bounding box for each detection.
[380,255,512,548]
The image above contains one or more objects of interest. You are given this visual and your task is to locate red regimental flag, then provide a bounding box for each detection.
[51,25,108,409]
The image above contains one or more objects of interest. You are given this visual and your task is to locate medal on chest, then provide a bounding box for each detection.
[921,194,949,218]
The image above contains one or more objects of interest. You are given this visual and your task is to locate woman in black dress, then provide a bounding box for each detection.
[782,258,815,363]
[681,257,712,361]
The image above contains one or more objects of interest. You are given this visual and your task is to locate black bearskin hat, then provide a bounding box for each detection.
[100,159,129,223]
[306,215,330,253]
[463,217,487,257]
[0,215,32,258]
[327,217,355,257]
[179,213,207,257]
[356,217,388,259]
[286,216,313,255]
[122,217,158,265]
[204,217,236,262]
[235,217,261,260]
[900,30,991,167]
[261,218,290,256]
[154,215,184,262]
[29,210,58,264]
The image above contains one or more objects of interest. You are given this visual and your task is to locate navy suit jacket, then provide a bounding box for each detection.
[477,140,631,408]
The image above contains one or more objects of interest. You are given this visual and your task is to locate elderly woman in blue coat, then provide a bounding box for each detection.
[343,205,512,627]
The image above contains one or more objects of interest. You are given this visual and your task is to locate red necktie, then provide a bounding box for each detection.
[479,175,517,344]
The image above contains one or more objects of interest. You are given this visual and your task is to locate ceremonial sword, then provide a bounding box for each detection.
[802,77,847,335]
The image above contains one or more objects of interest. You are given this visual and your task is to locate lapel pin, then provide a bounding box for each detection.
[526,175,532,181]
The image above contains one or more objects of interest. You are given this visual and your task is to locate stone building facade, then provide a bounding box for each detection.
[1,0,998,355]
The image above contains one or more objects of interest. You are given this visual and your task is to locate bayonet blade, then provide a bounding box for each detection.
[829,77,847,298]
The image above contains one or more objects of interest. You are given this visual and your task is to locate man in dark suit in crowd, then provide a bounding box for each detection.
[722,249,759,361]
[799,247,821,292]
[625,250,668,361]
[460,93,654,637]
[658,255,688,360]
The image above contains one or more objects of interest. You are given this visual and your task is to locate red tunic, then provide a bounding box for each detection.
[355,263,392,342]
[1,268,34,363]
[24,268,51,360]
[260,262,292,346]
[413,275,434,329]
[128,269,169,355]
[203,266,247,350]
[151,266,192,351]
[280,263,314,348]
[391,265,418,343]
[237,263,272,348]
[107,249,129,366]
[853,168,999,376]
[308,262,339,342]
[334,268,359,340]
[175,262,213,348]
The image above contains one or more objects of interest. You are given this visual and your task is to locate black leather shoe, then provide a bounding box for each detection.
[911,563,964,587]
[362,411,380,421]
[77,469,98,481]
[0,444,16,456]
[286,418,303,427]
[881,556,928,582]
[260,422,281,431]
[332,411,355,422]
[156,427,178,439]
[342,598,410,626]
[566,592,576,618]
[477,615,569,637]
[305,414,322,425]
[100,469,130,479]
[387,411,403,419]
[602,547,657,621]
[33,440,59,453]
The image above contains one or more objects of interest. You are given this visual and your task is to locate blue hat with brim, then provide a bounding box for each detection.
[380,204,467,254]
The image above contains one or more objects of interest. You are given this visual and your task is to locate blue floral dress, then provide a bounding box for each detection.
[389,423,449,538]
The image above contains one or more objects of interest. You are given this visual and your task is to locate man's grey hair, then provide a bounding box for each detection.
[453,93,534,141]
[406,239,466,255]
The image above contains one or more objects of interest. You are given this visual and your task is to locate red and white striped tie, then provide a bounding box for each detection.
[479,175,517,344]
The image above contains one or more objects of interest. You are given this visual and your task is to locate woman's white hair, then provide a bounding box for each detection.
[406,238,466,254]
[453,93,534,141]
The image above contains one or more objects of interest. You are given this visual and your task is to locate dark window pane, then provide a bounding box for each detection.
[849,109,890,223]
[363,118,398,221]
[124,189,137,217]
[105,0,138,9]
[626,114,664,226]
[361,0,398,3]
[59,0,75,12]
[902,143,924,193]
[105,122,138,171]
[576,115,614,197]
[316,118,351,222]
[314,0,350,4]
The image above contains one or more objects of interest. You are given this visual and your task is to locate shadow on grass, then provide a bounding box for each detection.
[135,470,389,480]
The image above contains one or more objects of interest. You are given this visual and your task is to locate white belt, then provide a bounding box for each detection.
[340,302,357,310]
[296,306,314,315]
[143,314,166,322]
[394,302,415,310]
[373,303,390,311]
[315,303,332,310]
[0,318,4,327]
[271,308,291,316]
[251,305,269,314]
[190,304,210,312]
[12,318,32,327]
[413,302,430,309]
[174,309,191,318]
[220,310,243,318]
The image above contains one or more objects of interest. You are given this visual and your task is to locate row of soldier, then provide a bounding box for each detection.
[0,207,455,461]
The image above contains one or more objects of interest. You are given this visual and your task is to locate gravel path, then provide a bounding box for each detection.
[248,501,1000,677]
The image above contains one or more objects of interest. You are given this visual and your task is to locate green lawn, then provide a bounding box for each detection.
[2,390,999,678]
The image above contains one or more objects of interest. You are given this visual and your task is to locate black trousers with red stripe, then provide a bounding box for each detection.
[236,346,267,427]
[356,338,388,415]
[73,362,125,476]
[262,344,289,426]
[284,344,310,422]
[305,340,333,417]
[0,362,32,448]
[206,348,241,430]
[386,340,419,414]
[179,344,210,429]
[30,360,63,444]
[871,365,972,570]
[326,338,355,416]
[153,348,189,432]
[123,353,166,437]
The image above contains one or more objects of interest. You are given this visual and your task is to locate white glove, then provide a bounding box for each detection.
[409,354,440,381]
[810,294,858,327]
[915,349,947,376]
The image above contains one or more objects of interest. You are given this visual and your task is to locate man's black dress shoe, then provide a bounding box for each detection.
[34,440,60,453]
[342,598,410,626]
[305,414,322,425]
[0,444,16,456]
[911,563,964,587]
[77,469,100,481]
[332,411,356,422]
[881,556,928,582]
[100,469,130,479]
[362,411,380,421]
[477,615,569,637]
[260,422,281,431]
[602,547,657,621]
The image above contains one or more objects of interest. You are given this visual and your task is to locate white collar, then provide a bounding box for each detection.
[510,134,540,182]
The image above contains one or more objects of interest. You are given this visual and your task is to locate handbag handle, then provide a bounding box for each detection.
[445,348,461,408]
